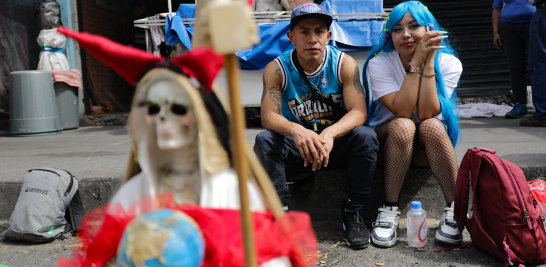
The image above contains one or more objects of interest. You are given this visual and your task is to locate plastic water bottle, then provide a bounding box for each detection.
[407,201,427,247]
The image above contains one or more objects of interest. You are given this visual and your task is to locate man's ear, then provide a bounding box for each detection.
[327,31,332,40]
[287,31,295,45]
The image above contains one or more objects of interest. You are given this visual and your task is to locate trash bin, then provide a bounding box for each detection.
[54,82,79,130]
[9,70,62,136]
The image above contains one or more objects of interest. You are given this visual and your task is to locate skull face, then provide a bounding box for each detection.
[143,80,198,150]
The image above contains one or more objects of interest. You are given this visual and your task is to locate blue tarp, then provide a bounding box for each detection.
[165,0,383,70]
[324,0,383,48]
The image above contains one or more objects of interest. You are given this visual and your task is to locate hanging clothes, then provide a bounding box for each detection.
[37,28,69,70]
[144,15,165,57]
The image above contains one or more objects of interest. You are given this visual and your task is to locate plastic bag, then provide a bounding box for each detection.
[528,179,546,232]
[33,1,62,31]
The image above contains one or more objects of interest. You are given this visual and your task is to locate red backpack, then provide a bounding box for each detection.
[454,147,546,266]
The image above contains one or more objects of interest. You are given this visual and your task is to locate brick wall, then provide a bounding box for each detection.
[81,1,132,112]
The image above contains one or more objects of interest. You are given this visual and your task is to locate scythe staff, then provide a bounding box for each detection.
[199,0,287,266]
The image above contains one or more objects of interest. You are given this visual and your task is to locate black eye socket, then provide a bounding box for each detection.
[148,104,160,115]
[171,104,188,115]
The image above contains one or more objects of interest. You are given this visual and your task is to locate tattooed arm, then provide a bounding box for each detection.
[260,61,289,134]
[261,61,327,169]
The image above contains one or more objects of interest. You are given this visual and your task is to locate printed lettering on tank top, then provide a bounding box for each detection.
[286,79,343,126]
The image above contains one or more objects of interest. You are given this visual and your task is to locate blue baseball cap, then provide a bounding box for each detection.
[290,2,332,30]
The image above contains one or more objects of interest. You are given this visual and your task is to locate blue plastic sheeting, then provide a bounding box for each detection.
[165,0,383,70]
[323,0,383,48]
[165,4,195,48]
[236,21,295,70]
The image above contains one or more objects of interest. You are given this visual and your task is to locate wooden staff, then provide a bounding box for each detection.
[224,54,257,267]
[207,2,260,266]
[212,87,285,219]
[245,146,285,219]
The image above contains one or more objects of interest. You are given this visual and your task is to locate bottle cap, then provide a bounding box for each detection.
[411,201,422,209]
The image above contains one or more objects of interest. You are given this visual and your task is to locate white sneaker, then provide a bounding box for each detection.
[435,202,463,246]
[371,205,401,248]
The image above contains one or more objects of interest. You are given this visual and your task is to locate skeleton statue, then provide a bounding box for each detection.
[52,0,316,260]
[55,28,266,211]
[192,0,260,51]
[140,78,201,204]
[56,5,316,263]
[112,67,267,211]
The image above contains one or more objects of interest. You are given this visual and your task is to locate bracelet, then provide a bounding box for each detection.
[408,61,422,74]
[421,73,436,78]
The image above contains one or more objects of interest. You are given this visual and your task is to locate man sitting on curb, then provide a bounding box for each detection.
[253,2,379,250]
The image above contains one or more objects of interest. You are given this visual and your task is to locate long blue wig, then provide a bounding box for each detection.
[362,0,461,147]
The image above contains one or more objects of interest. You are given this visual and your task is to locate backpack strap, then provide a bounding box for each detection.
[474,147,497,154]
[454,149,472,227]
[66,190,84,235]
[503,237,526,267]
[291,49,323,96]
[434,242,474,252]
[454,148,485,227]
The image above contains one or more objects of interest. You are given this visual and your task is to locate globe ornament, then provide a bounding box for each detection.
[117,209,205,267]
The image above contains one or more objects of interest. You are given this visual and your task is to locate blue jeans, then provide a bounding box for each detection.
[529,4,546,120]
[254,126,379,205]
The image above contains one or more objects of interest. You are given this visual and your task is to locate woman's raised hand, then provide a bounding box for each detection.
[411,30,447,67]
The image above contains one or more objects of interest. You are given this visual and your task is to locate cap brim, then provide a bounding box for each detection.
[290,13,333,30]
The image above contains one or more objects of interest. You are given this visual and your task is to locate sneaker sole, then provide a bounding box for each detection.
[506,113,530,119]
[435,231,462,246]
[505,114,529,119]
[371,232,397,248]
[342,223,369,250]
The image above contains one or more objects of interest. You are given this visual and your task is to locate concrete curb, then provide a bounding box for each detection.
[289,167,546,222]
[1,167,544,222]
[79,114,128,127]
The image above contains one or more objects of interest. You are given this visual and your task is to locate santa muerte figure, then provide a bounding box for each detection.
[54,3,317,266]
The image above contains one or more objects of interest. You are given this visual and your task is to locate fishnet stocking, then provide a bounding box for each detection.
[375,118,415,203]
[375,118,457,204]
[418,119,457,204]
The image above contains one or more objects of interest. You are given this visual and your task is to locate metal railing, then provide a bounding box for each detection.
[134,8,392,28]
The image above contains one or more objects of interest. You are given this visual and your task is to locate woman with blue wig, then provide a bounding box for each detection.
[362,1,463,248]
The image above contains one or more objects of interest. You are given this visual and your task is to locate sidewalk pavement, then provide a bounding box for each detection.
[1,117,545,266]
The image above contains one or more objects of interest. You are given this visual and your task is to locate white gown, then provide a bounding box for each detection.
[109,168,266,211]
[107,168,291,267]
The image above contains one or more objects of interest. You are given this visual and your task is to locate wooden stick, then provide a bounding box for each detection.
[210,85,285,219]
[245,146,285,219]
[224,54,257,267]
